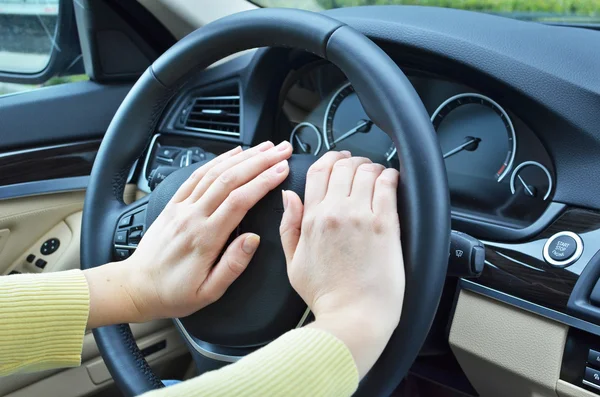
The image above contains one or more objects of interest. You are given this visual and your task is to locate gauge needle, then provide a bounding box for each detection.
[333,120,373,145]
[443,137,481,159]
[294,135,308,153]
[517,174,535,196]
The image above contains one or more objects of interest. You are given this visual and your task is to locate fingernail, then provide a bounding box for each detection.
[340,150,351,157]
[277,141,290,151]
[257,141,272,152]
[282,190,288,211]
[242,234,261,254]
[275,160,288,173]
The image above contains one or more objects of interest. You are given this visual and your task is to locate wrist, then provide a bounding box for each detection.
[84,261,148,328]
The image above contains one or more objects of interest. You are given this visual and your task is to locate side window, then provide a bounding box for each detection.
[0,0,86,96]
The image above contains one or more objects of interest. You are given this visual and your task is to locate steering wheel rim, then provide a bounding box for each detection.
[81,8,450,397]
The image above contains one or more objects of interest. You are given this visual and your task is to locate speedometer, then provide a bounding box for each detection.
[431,93,516,182]
[323,83,396,165]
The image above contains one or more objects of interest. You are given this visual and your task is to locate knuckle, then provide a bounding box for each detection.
[205,169,221,184]
[372,216,388,234]
[358,163,383,173]
[202,289,222,305]
[218,170,238,187]
[319,213,342,231]
[333,158,352,168]
[378,169,400,186]
[227,189,248,211]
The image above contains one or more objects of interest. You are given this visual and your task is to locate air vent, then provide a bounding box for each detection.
[180,93,240,137]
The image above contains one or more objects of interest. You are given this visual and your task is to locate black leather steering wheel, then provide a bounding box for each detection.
[81,8,450,397]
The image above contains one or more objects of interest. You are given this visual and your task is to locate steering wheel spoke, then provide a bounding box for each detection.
[112,199,150,261]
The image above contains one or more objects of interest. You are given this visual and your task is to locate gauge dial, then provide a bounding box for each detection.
[510,161,553,201]
[431,93,517,182]
[290,122,323,155]
[323,83,396,164]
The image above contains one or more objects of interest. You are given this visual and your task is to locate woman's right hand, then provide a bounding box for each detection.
[279,152,405,378]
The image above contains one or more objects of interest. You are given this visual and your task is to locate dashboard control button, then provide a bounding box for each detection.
[40,238,60,255]
[588,349,600,368]
[119,215,132,228]
[157,146,181,160]
[548,235,577,261]
[115,230,128,245]
[447,231,485,278]
[128,229,143,244]
[115,249,130,260]
[584,367,600,391]
[35,259,47,269]
[543,231,583,267]
[26,254,35,263]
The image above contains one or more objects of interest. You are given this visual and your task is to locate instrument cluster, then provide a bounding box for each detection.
[278,62,554,228]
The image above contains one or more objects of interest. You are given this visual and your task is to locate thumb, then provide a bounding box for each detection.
[279,190,303,265]
[198,233,260,304]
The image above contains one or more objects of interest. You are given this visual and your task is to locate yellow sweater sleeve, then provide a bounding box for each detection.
[142,328,359,397]
[0,270,359,396]
[0,270,89,376]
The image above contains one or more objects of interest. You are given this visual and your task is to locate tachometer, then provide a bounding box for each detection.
[323,82,396,164]
[431,93,516,182]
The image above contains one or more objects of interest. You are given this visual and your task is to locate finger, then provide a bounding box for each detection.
[171,146,243,203]
[198,141,293,215]
[209,160,290,233]
[187,141,274,202]
[279,190,304,265]
[373,168,400,215]
[198,233,260,304]
[350,162,385,209]
[304,151,351,208]
[326,157,372,200]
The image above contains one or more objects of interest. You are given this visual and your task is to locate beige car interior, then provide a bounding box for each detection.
[0,186,187,397]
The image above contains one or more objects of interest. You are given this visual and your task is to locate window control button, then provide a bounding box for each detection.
[26,254,36,263]
[588,349,600,368]
[115,249,130,260]
[119,215,132,228]
[35,259,47,269]
[115,230,128,245]
[584,367,600,391]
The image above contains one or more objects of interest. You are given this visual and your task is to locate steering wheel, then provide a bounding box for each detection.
[81,8,450,397]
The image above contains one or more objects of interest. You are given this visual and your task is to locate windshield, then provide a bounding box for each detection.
[253,0,600,24]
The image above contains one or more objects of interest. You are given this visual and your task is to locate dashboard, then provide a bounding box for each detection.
[276,61,553,227]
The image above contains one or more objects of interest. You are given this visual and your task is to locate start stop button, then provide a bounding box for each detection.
[543,231,583,267]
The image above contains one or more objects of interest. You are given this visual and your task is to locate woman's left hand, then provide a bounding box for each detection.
[85,141,292,328]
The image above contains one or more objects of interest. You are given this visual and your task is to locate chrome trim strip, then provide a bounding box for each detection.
[115,244,137,250]
[194,96,240,101]
[137,134,161,194]
[181,126,240,137]
[460,279,600,337]
[0,139,100,159]
[0,176,89,200]
[175,306,312,363]
[582,380,600,391]
[543,231,584,267]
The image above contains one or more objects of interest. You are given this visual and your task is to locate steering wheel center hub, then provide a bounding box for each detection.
[146,155,316,346]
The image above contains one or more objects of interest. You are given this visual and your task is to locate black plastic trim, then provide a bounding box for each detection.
[452,202,567,242]
[0,176,88,200]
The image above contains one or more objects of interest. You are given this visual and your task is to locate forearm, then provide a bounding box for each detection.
[306,305,398,379]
